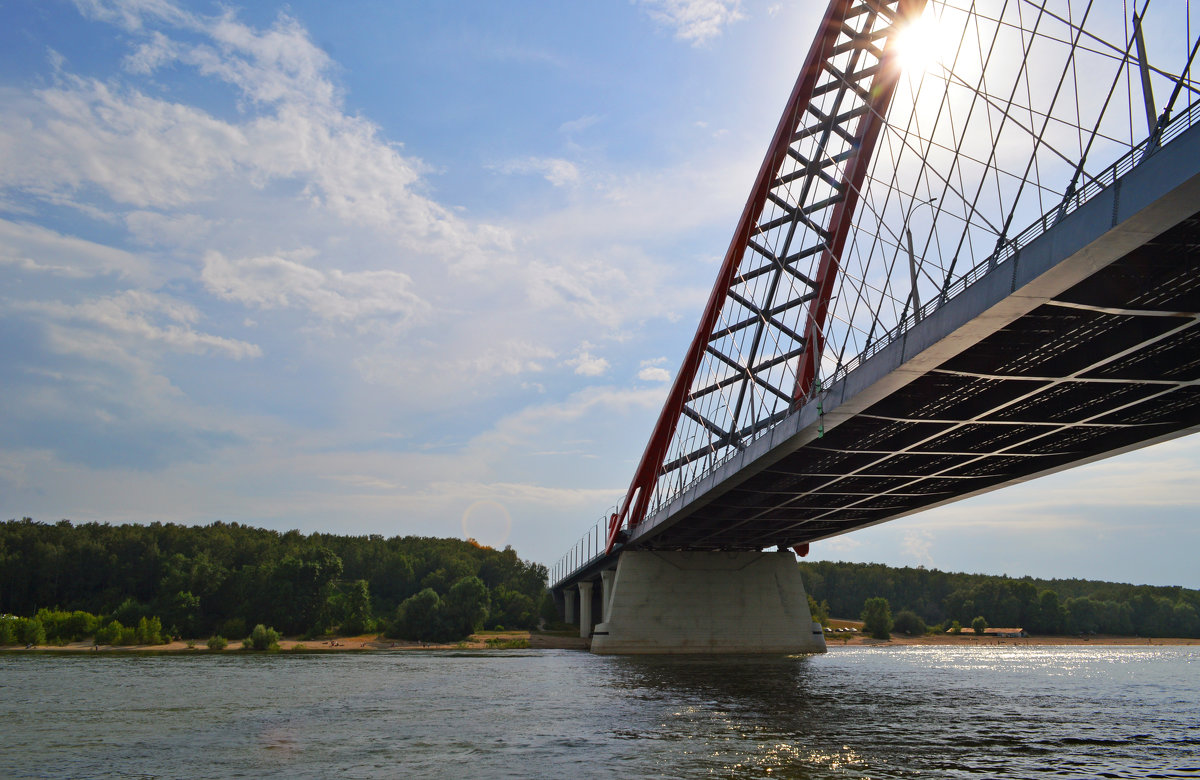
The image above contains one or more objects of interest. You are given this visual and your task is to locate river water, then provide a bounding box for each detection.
[1,645,1197,778]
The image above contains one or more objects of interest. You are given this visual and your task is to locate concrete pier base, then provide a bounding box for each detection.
[590,550,827,655]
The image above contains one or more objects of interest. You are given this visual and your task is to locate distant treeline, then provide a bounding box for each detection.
[0,519,553,644]
[798,560,1200,637]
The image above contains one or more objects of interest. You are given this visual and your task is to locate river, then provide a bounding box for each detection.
[1,645,1196,778]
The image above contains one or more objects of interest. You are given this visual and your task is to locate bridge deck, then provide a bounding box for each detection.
[622,121,1200,555]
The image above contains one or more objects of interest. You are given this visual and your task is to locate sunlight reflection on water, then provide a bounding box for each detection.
[0,646,1196,778]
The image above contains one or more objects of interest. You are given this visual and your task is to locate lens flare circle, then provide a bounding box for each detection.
[461,500,512,549]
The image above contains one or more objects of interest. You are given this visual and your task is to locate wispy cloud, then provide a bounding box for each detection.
[635,0,745,45]
[566,343,610,377]
[201,250,428,329]
[638,356,671,382]
[493,156,581,187]
[24,290,261,360]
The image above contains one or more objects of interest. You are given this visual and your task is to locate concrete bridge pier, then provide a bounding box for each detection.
[600,569,615,622]
[590,550,826,654]
[577,580,594,640]
[563,585,576,624]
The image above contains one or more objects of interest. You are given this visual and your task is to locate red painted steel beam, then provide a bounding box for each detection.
[607,0,927,553]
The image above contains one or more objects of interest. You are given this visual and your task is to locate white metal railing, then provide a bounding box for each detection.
[549,511,613,588]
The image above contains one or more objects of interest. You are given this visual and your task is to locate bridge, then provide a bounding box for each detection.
[550,0,1200,653]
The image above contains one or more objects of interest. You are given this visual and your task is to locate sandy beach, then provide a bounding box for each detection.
[0,630,591,653]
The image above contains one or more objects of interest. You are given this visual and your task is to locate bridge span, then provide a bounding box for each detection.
[551,0,1200,654]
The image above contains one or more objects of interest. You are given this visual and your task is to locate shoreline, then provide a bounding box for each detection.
[2,631,1196,653]
[0,630,591,654]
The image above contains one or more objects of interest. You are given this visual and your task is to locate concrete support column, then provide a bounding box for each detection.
[564,587,576,624]
[591,550,827,655]
[577,580,594,639]
[600,569,616,623]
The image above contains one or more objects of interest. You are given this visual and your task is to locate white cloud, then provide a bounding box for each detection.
[472,384,664,452]
[0,17,508,262]
[124,210,212,247]
[635,0,745,45]
[0,79,245,209]
[0,218,149,279]
[566,344,610,377]
[638,366,671,382]
[902,528,934,566]
[26,290,261,360]
[201,250,428,327]
[494,156,581,187]
[638,356,671,382]
[464,341,557,377]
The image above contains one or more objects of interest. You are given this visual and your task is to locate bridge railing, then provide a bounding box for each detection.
[549,511,613,587]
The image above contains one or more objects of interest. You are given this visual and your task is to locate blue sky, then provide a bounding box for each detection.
[1,0,1197,589]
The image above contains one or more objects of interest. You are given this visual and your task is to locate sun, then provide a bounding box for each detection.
[891,10,948,76]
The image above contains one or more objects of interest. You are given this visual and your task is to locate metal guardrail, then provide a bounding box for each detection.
[550,99,1200,588]
[549,512,611,587]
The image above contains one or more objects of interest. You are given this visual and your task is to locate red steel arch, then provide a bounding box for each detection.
[608,0,928,552]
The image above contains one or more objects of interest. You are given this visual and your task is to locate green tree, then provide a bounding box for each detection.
[340,580,374,636]
[19,617,46,646]
[136,616,164,644]
[1033,589,1064,634]
[971,615,988,635]
[111,597,147,627]
[539,591,559,626]
[807,595,830,627]
[390,588,444,642]
[893,609,927,635]
[442,576,490,639]
[207,635,228,651]
[861,597,893,640]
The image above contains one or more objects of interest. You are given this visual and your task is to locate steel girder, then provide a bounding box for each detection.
[607,0,928,552]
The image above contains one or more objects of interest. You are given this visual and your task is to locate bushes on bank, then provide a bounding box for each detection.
[0,609,169,647]
[246,624,281,651]
[893,609,927,636]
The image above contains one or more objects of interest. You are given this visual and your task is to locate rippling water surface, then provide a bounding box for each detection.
[1,645,1197,778]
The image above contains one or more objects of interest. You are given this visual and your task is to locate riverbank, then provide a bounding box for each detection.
[0,629,591,653]
[4,630,1196,653]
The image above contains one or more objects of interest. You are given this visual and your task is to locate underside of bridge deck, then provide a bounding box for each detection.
[638,210,1200,552]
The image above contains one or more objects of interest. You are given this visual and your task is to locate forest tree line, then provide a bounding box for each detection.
[799,560,1200,637]
[0,519,554,644]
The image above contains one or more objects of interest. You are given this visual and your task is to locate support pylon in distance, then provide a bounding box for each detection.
[607,0,928,553]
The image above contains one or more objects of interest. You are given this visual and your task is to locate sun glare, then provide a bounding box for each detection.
[892,12,947,75]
